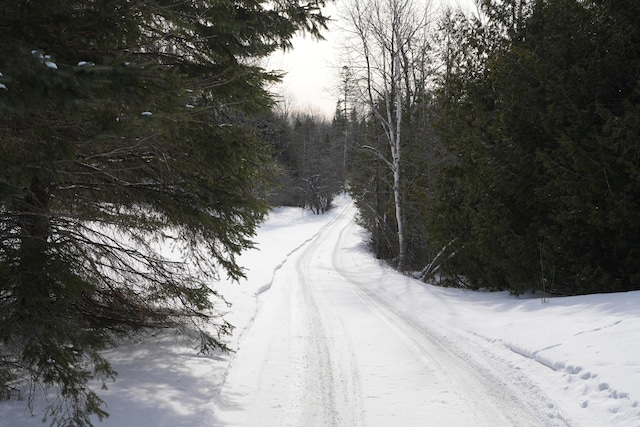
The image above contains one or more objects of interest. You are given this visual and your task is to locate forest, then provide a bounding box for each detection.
[1,0,639,425]
[275,0,640,298]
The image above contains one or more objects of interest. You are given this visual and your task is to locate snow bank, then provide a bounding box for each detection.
[1,197,638,426]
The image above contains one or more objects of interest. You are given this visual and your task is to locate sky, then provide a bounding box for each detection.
[268,0,478,118]
[266,2,343,118]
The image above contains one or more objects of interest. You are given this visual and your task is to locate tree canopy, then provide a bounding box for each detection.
[0,0,328,425]
[429,0,640,295]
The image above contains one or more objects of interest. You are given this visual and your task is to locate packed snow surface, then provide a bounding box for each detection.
[1,196,639,426]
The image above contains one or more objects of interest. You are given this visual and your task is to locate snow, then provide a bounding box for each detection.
[29,50,58,69]
[1,195,639,426]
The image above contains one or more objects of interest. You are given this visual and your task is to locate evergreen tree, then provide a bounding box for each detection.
[526,0,640,293]
[429,2,542,292]
[429,0,640,295]
[0,0,328,425]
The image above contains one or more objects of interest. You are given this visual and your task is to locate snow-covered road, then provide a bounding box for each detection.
[216,201,560,426]
[3,196,639,426]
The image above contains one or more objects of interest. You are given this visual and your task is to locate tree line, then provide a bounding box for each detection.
[338,0,640,297]
[255,109,346,214]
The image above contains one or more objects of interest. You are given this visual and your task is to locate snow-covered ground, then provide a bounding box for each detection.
[2,195,639,426]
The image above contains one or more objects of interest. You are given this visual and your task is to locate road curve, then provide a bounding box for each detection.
[217,200,563,426]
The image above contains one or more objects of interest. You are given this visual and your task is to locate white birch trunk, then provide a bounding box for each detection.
[346,0,430,271]
[392,23,406,270]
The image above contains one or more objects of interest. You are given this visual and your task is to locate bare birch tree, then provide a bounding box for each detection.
[343,0,432,270]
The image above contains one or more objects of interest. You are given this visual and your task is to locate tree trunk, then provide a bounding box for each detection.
[392,25,407,271]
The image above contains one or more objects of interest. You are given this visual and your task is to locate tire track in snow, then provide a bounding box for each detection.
[216,200,363,426]
[330,214,566,426]
[215,207,348,399]
[292,226,364,426]
[227,200,354,369]
[253,200,353,298]
[220,199,564,426]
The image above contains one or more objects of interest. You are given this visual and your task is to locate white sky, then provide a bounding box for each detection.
[268,0,477,118]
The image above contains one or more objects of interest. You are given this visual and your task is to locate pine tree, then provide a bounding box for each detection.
[526,0,640,293]
[430,0,640,295]
[0,0,328,425]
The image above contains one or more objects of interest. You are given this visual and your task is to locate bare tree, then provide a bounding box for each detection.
[343,0,432,270]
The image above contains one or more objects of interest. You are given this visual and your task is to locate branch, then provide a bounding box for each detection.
[361,145,394,171]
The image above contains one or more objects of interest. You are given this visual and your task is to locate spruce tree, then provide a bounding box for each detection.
[0,0,328,425]
[430,0,640,295]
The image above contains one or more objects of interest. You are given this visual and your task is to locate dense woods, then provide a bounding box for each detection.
[428,0,640,295]
[335,0,640,297]
[1,0,639,424]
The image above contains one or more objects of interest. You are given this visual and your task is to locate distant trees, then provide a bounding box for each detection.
[259,110,345,213]
[0,0,328,425]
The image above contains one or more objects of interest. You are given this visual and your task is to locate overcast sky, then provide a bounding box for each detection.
[267,0,477,118]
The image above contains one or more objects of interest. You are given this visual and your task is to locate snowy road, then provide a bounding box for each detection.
[3,197,638,426]
[216,201,561,426]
